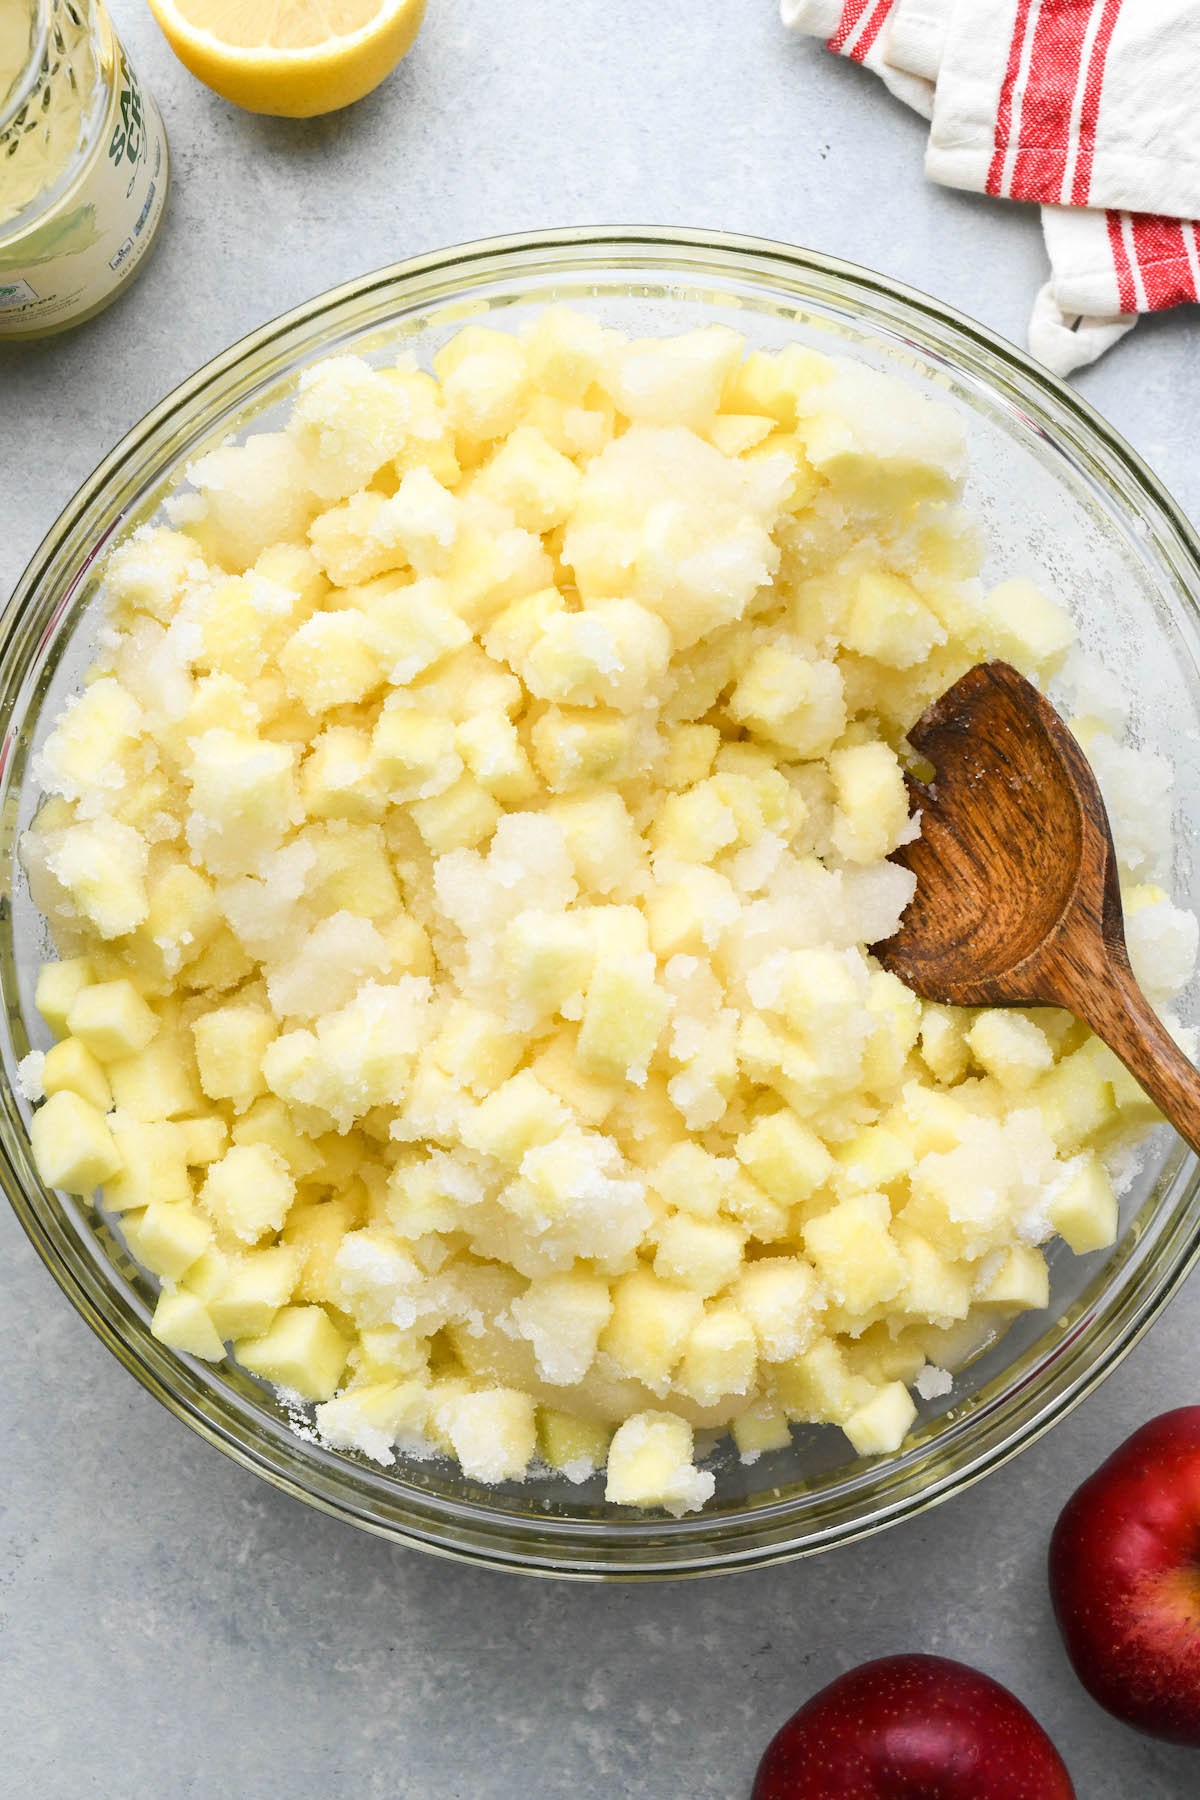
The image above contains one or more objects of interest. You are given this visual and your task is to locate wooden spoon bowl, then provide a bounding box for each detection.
[873,660,1200,1157]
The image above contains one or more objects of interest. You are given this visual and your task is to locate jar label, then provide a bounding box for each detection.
[0,49,169,336]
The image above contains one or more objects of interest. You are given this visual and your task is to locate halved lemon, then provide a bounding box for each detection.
[147,0,428,118]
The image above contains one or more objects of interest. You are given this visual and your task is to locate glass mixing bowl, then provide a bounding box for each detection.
[5,227,1200,1579]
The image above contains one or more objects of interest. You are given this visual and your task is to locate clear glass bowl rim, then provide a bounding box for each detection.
[5,224,1200,1581]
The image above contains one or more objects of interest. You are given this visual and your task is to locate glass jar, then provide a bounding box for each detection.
[0,0,169,338]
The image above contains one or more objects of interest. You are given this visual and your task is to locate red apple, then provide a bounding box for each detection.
[751,1654,1075,1799]
[1049,1404,1200,1746]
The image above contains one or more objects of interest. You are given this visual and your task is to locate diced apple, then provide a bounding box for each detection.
[151,1289,226,1362]
[731,1404,792,1462]
[576,954,671,1084]
[66,980,158,1063]
[843,1380,918,1456]
[1049,1154,1119,1254]
[236,1305,349,1402]
[34,957,95,1039]
[41,1037,112,1112]
[200,1143,295,1244]
[604,1411,714,1515]
[600,1269,704,1390]
[977,1245,1050,1313]
[30,1090,122,1194]
[675,1304,758,1406]
[736,1111,834,1206]
[436,1387,537,1483]
[734,1257,823,1361]
[538,1409,611,1478]
[124,1200,212,1281]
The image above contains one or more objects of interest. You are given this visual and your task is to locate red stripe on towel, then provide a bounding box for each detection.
[828,0,873,54]
[1007,0,1092,202]
[1129,213,1200,311]
[1106,209,1136,311]
[1070,0,1123,203]
[848,0,896,63]
[987,0,1039,196]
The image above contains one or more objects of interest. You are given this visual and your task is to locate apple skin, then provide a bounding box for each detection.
[751,1654,1075,1799]
[1049,1405,1200,1747]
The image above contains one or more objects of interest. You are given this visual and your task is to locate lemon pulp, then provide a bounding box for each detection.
[170,0,388,51]
[148,0,427,118]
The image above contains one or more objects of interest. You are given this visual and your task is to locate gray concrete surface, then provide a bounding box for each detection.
[3,3,1200,1794]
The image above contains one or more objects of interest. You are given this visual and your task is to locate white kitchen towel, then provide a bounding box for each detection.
[787,0,936,113]
[782,0,1200,375]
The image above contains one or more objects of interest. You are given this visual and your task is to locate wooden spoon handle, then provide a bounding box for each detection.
[1061,955,1200,1160]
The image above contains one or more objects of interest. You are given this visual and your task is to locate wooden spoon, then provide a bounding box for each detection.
[872,658,1200,1157]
